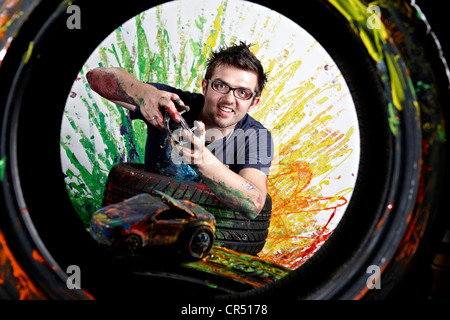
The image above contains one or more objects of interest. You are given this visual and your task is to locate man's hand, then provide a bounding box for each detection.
[86,67,188,130]
[173,121,267,219]
[173,121,208,166]
[139,91,189,130]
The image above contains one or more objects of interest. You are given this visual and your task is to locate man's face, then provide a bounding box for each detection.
[201,64,260,130]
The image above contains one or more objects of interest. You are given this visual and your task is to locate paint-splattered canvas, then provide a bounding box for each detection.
[60,0,360,269]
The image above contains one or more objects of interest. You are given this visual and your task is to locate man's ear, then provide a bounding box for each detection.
[201,78,208,95]
[247,96,261,112]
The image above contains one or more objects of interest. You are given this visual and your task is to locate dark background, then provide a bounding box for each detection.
[414,0,450,301]
[414,0,450,79]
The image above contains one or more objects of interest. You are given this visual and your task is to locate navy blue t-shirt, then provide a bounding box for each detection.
[130,83,273,181]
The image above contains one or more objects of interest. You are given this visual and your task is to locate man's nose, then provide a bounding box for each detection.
[222,89,236,102]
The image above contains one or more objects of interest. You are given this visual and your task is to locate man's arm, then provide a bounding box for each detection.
[86,67,267,218]
[86,67,185,130]
[176,122,267,219]
[203,164,267,220]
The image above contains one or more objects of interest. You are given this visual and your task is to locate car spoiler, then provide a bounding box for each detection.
[152,190,197,218]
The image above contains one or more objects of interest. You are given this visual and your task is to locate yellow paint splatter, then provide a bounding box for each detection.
[249,39,355,269]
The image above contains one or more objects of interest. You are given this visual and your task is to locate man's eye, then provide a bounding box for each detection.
[238,90,251,98]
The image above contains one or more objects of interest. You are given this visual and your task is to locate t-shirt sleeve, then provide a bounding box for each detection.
[232,128,274,176]
[129,103,147,123]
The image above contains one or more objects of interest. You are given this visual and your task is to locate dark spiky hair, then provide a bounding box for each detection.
[205,41,268,97]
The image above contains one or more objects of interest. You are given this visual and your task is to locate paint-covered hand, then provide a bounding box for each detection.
[85,67,189,131]
[140,90,189,130]
[173,121,210,166]
[173,120,267,219]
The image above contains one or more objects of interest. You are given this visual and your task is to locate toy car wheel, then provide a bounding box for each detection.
[120,234,142,255]
[185,227,214,259]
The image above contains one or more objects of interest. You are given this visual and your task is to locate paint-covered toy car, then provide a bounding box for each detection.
[89,191,215,259]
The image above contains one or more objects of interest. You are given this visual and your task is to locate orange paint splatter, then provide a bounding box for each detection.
[250,42,356,269]
[0,0,23,38]
[0,231,46,299]
[32,250,47,264]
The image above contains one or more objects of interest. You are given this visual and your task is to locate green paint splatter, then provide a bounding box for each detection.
[0,156,6,182]
[62,67,144,226]
[62,1,230,227]
[136,12,152,81]
[437,123,446,143]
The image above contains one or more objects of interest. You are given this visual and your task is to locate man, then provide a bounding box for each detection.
[86,42,273,219]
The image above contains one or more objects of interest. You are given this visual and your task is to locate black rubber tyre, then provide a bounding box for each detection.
[0,0,448,301]
[102,162,272,256]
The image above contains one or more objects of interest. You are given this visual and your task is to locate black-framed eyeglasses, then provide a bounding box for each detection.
[208,79,256,100]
